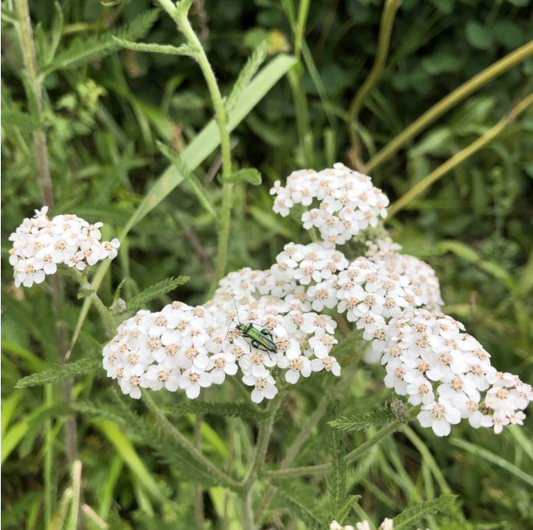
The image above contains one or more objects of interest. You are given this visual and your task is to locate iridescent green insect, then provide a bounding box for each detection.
[228,296,278,354]
[236,322,278,354]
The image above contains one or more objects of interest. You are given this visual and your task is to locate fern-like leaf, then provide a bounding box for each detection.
[170,400,267,421]
[15,357,101,388]
[328,400,347,522]
[124,276,189,312]
[393,494,457,530]
[273,483,326,530]
[42,9,160,74]
[226,41,267,112]
[112,37,196,57]
[329,409,396,433]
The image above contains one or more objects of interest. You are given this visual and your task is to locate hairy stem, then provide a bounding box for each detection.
[328,328,364,359]
[194,410,205,528]
[159,0,233,285]
[143,391,241,490]
[14,2,81,525]
[365,40,533,173]
[387,92,533,217]
[348,0,401,169]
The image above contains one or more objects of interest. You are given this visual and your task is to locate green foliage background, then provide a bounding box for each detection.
[2,0,533,528]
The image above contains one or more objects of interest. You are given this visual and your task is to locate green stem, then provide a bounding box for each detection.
[387,92,533,217]
[365,39,533,173]
[328,328,364,359]
[143,391,240,490]
[262,406,421,480]
[158,0,233,285]
[348,0,401,168]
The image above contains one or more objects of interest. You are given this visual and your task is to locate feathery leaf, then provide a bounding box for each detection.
[15,357,101,389]
[329,409,396,433]
[225,41,268,112]
[394,494,457,530]
[273,483,326,530]
[170,400,268,421]
[124,276,190,312]
[42,9,159,74]
[112,37,196,57]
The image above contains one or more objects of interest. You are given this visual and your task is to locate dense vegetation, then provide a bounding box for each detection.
[2,0,532,529]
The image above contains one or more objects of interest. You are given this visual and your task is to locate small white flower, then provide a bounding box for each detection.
[243,374,278,403]
[418,399,461,437]
[310,356,341,376]
[178,369,212,399]
[208,353,238,384]
[278,355,311,383]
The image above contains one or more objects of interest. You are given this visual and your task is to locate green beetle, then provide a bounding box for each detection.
[236,322,278,354]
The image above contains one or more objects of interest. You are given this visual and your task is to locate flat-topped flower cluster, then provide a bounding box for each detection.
[99,164,531,437]
[8,206,119,287]
[270,163,389,245]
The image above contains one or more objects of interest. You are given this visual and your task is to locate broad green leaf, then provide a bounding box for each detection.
[69,53,297,354]
[222,168,262,185]
[1,392,24,439]
[157,141,221,225]
[465,21,493,50]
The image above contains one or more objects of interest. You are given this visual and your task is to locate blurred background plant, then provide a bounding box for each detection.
[1,0,533,529]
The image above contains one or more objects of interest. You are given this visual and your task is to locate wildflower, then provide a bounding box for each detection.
[418,399,461,437]
[9,208,119,286]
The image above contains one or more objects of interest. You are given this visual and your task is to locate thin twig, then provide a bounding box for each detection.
[365,40,533,173]
[387,93,533,217]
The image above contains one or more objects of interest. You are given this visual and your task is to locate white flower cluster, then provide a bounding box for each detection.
[9,206,120,287]
[103,269,341,401]
[270,163,389,245]
[331,518,395,530]
[366,237,443,310]
[372,309,533,436]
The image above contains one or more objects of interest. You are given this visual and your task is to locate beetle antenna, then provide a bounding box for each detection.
[230,294,240,323]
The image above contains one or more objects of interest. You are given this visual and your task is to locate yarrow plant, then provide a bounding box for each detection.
[8,206,120,286]
[8,1,533,528]
[100,164,531,439]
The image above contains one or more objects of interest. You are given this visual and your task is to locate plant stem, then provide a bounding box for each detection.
[328,328,364,359]
[364,40,533,173]
[387,92,533,217]
[142,391,241,490]
[194,409,205,528]
[158,0,233,285]
[262,406,421,480]
[239,392,284,528]
[348,0,401,169]
[14,2,81,525]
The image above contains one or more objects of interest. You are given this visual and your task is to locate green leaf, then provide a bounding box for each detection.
[465,21,493,50]
[329,409,397,433]
[328,400,347,522]
[42,9,159,74]
[157,141,221,225]
[393,494,457,530]
[15,357,101,389]
[113,277,129,304]
[225,41,267,112]
[222,168,262,185]
[124,276,189,312]
[46,1,64,64]
[170,400,267,421]
[1,110,40,132]
[451,438,533,488]
[273,483,326,530]
[112,37,196,57]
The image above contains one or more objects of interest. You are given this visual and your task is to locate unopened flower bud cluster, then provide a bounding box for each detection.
[9,206,119,287]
